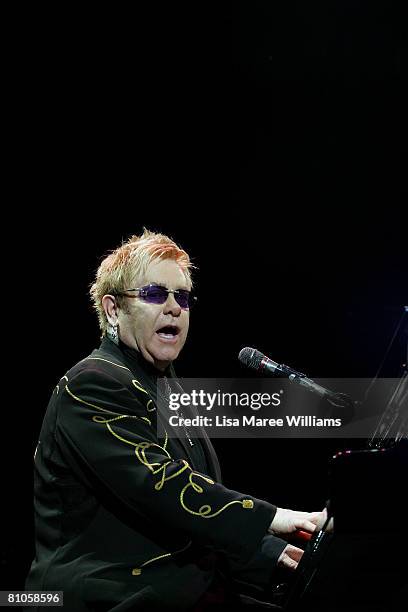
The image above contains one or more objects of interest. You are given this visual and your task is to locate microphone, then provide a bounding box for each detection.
[238,347,355,409]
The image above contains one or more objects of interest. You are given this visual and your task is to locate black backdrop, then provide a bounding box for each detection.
[5,0,407,593]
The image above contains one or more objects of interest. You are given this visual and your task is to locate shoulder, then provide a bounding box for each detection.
[55,347,155,414]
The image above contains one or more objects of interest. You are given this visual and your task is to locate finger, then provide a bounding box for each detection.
[290,510,311,518]
[309,509,328,529]
[286,545,303,562]
[278,553,293,569]
[294,519,317,533]
[310,509,327,522]
[282,555,298,571]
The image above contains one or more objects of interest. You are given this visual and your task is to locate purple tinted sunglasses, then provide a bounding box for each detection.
[115,284,196,310]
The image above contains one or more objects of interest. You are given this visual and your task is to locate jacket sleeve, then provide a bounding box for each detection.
[55,365,276,563]
[227,534,287,589]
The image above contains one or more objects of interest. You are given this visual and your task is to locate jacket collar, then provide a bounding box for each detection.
[97,336,222,482]
[99,336,172,381]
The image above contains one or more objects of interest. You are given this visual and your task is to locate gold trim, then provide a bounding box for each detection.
[56,375,69,395]
[68,361,155,417]
[132,541,192,576]
[132,379,149,394]
[84,357,131,371]
[66,386,122,416]
[92,415,128,424]
[66,387,151,426]
[146,399,156,412]
[67,383,251,521]
[179,472,248,518]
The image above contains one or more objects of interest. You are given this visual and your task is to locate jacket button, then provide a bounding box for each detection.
[242,499,254,509]
[132,568,142,576]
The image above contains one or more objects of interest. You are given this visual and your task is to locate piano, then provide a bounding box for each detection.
[282,308,408,612]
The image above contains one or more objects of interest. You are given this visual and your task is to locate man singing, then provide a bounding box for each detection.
[26,229,325,610]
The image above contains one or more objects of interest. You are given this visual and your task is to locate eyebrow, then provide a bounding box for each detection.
[146,283,189,292]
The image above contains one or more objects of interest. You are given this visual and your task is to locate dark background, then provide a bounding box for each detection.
[5,0,407,592]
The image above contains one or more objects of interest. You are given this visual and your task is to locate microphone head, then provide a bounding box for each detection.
[238,347,265,371]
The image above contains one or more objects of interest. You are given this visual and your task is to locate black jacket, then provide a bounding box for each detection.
[26,338,286,610]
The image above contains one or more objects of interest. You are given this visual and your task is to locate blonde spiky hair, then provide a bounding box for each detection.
[90,229,194,334]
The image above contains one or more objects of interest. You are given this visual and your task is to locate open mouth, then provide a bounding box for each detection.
[156,325,180,340]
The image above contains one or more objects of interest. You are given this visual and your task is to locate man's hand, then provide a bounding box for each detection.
[269,507,327,537]
[277,543,304,571]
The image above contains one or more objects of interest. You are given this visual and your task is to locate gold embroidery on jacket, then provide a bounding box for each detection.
[55,375,69,395]
[68,359,157,414]
[163,430,168,450]
[84,357,131,371]
[146,399,156,412]
[65,386,152,426]
[131,541,192,576]
[104,428,189,490]
[106,425,252,517]
[92,414,152,426]
[179,472,250,518]
[65,383,251,519]
[132,379,148,394]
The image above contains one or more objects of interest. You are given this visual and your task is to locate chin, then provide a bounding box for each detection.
[155,348,180,364]
[149,343,180,364]
[148,337,185,366]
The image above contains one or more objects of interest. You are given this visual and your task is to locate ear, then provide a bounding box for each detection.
[102,295,118,326]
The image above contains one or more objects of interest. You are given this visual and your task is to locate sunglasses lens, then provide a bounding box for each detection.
[140,285,193,309]
[175,290,190,309]
[143,286,168,304]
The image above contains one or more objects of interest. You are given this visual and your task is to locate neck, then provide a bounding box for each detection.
[113,336,171,375]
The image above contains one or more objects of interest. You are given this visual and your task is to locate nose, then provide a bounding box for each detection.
[163,292,182,316]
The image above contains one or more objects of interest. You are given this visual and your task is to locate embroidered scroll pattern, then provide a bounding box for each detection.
[64,370,254,523]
